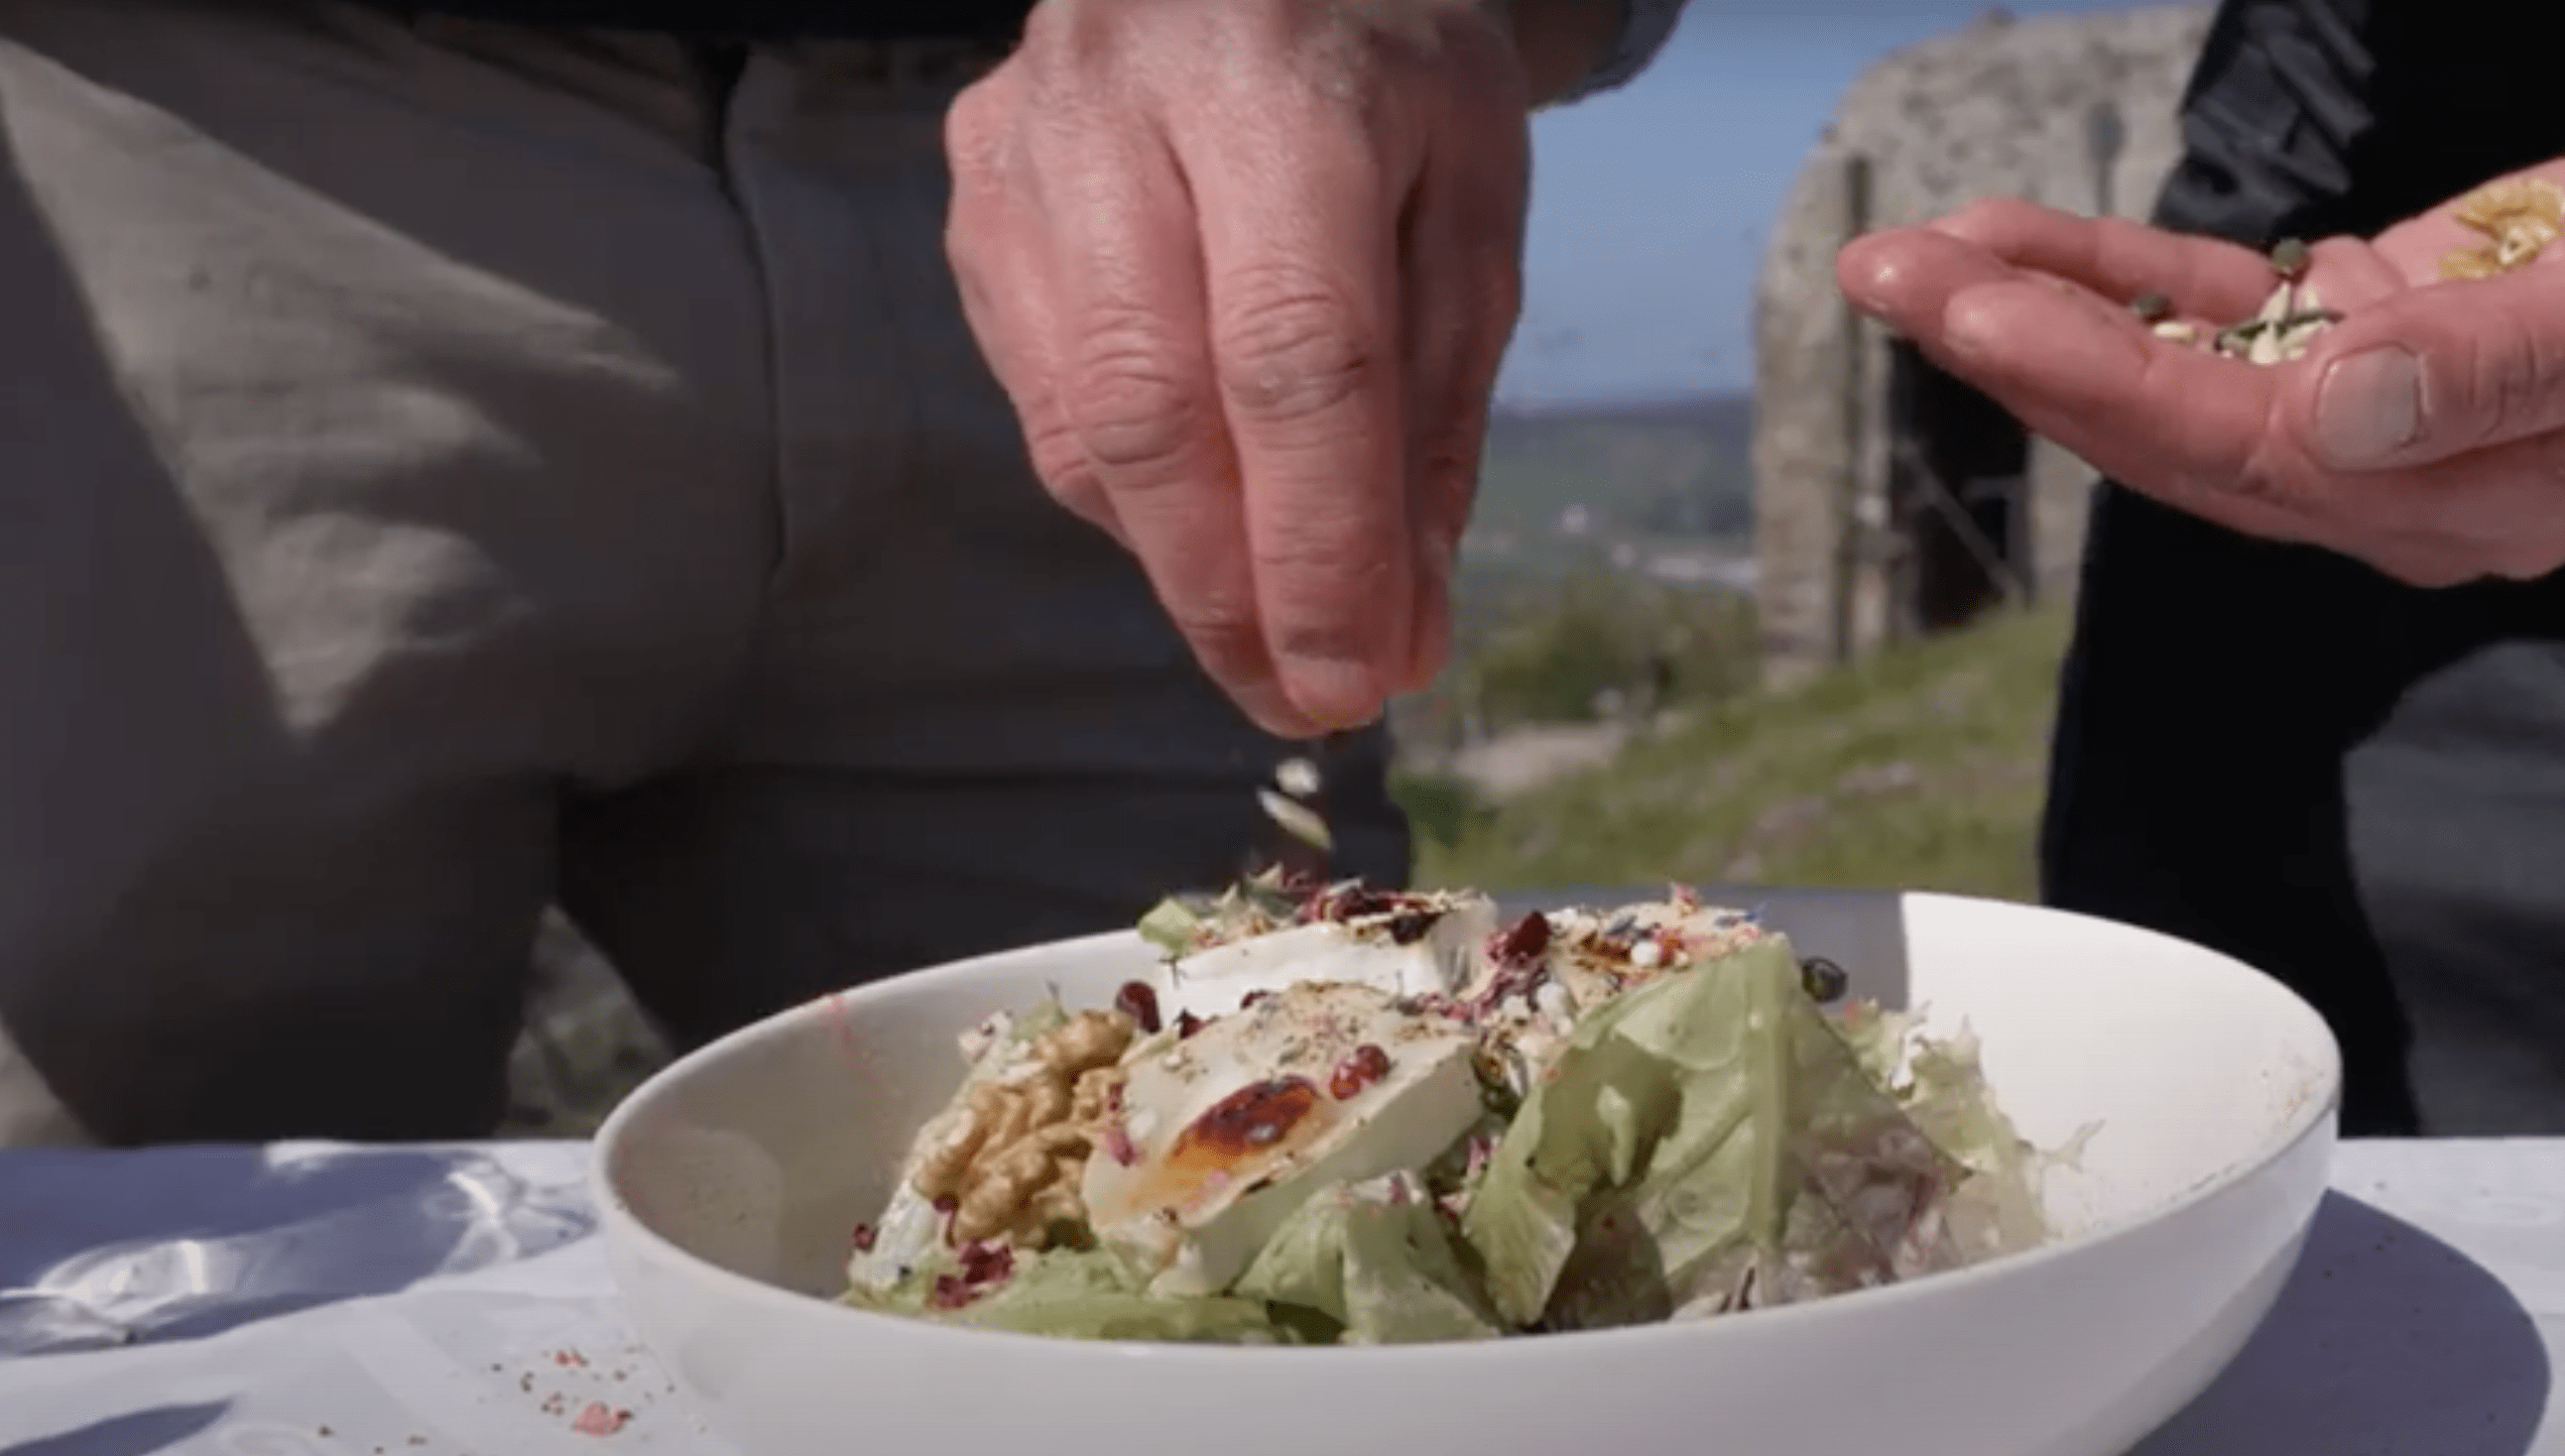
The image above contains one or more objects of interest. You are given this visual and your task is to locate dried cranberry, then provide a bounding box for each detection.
[1239,990,1272,1010]
[850,1223,877,1253]
[926,1274,978,1310]
[1115,981,1163,1033]
[1490,911,1551,970]
[957,1241,1015,1285]
[1103,1125,1139,1165]
[1328,1043,1393,1100]
[1175,1010,1205,1039]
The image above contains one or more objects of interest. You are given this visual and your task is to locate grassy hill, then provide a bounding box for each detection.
[1405,603,2074,903]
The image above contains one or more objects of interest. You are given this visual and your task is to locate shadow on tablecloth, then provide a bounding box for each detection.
[0,1404,227,1456]
[2132,1190,2551,1455]
[0,1145,591,1358]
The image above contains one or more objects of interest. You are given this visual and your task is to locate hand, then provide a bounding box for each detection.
[945,0,1532,736]
[1834,173,2565,587]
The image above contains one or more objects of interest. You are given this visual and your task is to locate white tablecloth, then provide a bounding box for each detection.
[2,1139,2562,1455]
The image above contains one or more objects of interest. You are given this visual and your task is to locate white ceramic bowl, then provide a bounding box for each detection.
[593,889,2340,1456]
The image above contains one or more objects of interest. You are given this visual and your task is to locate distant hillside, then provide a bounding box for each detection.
[1471,392,1755,547]
[1405,603,2073,904]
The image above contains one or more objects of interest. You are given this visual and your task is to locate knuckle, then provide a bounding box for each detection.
[1020,409,1111,521]
[1168,599,1271,683]
[1066,314,1205,475]
[941,82,1008,180]
[1256,541,1400,659]
[2464,307,2565,451]
[1215,270,1379,424]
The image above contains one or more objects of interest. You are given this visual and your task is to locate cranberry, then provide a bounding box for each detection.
[1103,1125,1139,1166]
[1328,1043,1393,1100]
[1239,990,1272,1010]
[1490,911,1551,970]
[850,1223,877,1252]
[957,1241,1015,1285]
[926,1274,978,1310]
[1175,1010,1205,1039]
[1115,981,1163,1033]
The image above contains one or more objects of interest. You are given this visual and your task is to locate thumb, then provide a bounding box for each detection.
[2296,261,2565,470]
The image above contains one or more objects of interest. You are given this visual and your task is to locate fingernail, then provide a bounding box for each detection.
[2314,346,2422,466]
[1284,656,1383,732]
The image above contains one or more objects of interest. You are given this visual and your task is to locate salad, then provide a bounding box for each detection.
[840,876,2061,1345]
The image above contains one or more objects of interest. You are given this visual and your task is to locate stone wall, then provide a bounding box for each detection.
[1753,4,2214,680]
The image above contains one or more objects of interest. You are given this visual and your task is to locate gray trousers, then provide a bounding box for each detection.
[0,0,1408,1146]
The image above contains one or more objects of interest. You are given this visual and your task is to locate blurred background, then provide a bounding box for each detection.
[507,0,2211,1133]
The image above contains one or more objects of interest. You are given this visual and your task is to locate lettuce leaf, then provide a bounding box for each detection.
[1460,936,1971,1332]
[844,1245,1288,1345]
[1231,1174,1502,1345]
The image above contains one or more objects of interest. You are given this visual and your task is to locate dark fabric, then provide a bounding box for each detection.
[2042,0,2565,1136]
[373,0,1037,38]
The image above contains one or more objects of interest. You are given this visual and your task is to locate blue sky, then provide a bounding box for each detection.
[1499,0,2154,405]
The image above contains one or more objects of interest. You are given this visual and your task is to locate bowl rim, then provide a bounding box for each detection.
[590,889,2344,1367]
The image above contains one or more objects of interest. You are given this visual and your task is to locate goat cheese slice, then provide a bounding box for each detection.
[1157,892,1499,1024]
[1081,980,1483,1297]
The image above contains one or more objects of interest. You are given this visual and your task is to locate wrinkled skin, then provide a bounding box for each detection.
[945,0,1532,737]
[1836,168,2565,589]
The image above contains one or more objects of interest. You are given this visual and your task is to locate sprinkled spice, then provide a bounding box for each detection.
[1328,1043,1393,1100]
[1114,980,1163,1034]
[850,1222,877,1252]
[1175,1010,1205,1038]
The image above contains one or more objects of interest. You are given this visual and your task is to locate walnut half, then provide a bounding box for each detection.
[903,1009,1136,1248]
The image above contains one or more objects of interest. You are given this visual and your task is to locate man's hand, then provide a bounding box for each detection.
[945,0,1534,737]
[1834,172,2565,589]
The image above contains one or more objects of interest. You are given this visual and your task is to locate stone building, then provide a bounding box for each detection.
[1753,4,2215,681]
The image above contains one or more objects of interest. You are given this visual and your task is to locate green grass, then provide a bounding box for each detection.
[1404,605,2075,903]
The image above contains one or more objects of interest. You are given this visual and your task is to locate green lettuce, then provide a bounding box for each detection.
[843,1245,1288,1345]
[1460,937,1970,1332]
[1231,1175,1502,1345]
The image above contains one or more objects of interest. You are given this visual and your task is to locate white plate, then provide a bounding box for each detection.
[593,888,2339,1456]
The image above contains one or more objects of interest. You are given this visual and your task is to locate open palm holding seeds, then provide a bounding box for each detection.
[2134,177,2565,368]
